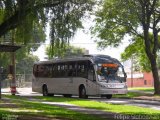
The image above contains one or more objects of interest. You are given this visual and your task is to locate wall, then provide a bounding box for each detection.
[127,72,153,88]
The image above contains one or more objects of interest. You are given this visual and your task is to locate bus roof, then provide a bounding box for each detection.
[34,54,123,66]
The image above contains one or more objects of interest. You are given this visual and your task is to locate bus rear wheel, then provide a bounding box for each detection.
[79,86,88,99]
[63,94,72,98]
[106,94,112,99]
[42,85,48,96]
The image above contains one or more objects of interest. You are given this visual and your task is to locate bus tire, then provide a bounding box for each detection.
[79,86,88,99]
[42,85,48,96]
[63,94,72,98]
[106,94,112,99]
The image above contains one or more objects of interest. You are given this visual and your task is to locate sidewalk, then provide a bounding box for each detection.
[128,89,160,102]
[2,87,160,101]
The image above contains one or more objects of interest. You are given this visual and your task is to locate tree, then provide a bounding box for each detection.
[46,44,86,59]
[121,36,151,72]
[0,0,94,48]
[16,54,39,74]
[121,34,160,72]
[92,0,160,94]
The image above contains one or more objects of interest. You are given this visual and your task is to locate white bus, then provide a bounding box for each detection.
[32,54,127,99]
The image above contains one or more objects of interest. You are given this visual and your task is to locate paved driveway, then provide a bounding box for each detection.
[2,87,160,110]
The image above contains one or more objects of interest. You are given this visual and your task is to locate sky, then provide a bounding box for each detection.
[71,29,129,60]
[33,17,129,61]
[33,29,129,61]
[32,24,132,74]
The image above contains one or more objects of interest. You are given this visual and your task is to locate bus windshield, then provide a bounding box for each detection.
[97,63,126,83]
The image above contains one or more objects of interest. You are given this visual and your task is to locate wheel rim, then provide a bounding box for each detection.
[81,87,86,98]
[43,86,48,96]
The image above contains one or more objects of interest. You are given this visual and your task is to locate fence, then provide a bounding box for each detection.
[1,74,32,88]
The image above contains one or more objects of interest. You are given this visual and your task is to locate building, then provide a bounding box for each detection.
[127,72,153,87]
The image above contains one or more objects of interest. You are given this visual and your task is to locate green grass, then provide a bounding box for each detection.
[32,96,160,117]
[114,87,160,98]
[128,87,154,92]
[3,94,160,120]
[113,92,144,98]
[0,95,105,120]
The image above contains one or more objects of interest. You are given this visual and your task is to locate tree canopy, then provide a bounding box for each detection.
[46,44,86,59]
[121,34,160,72]
[0,0,94,47]
[16,54,39,74]
[92,0,160,94]
[121,36,151,72]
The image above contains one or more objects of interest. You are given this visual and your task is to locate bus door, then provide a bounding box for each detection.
[66,62,76,94]
[86,63,98,95]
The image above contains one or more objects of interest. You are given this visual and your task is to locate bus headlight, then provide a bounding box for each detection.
[106,84,115,88]
[107,84,125,88]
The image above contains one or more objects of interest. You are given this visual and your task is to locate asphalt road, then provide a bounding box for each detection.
[2,87,160,111]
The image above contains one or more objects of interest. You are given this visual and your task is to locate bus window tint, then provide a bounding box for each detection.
[60,64,65,77]
[33,65,38,77]
[36,64,52,78]
[37,65,44,77]
[88,63,96,81]
[77,61,87,78]
[52,64,57,77]
[57,64,61,77]
[67,62,76,77]
[45,64,52,78]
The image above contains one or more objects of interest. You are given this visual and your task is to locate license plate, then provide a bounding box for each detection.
[113,91,118,93]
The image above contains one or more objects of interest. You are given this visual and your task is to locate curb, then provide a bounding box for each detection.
[115,96,160,104]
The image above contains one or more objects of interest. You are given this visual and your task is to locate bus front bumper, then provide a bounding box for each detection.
[99,88,128,95]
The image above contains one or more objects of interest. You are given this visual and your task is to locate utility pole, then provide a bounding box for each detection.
[131,57,133,87]
[0,67,3,99]
[10,31,16,95]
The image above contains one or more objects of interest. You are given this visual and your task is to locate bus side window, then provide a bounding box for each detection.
[33,65,38,77]
[60,64,66,77]
[88,64,96,81]
[72,62,77,76]
[77,61,87,78]
[43,65,48,77]
[37,65,44,77]
[68,64,72,77]
[67,62,76,77]
[64,64,68,77]
[47,64,53,78]
[53,64,57,77]
[57,64,61,77]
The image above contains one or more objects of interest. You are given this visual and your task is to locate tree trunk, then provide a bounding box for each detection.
[149,56,160,94]
[152,30,160,94]
[143,25,160,95]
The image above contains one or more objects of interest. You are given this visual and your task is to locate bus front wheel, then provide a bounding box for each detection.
[79,86,88,99]
[42,85,48,96]
[106,94,112,99]
[63,94,72,98]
